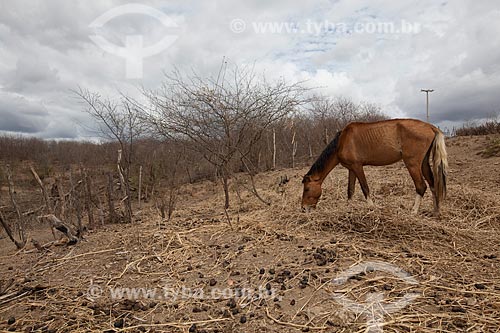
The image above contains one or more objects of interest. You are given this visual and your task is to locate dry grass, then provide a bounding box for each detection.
[479,138,500,158]
[0,136,499,332]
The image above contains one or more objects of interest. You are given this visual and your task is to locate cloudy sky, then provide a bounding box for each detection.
[0,0,499,139]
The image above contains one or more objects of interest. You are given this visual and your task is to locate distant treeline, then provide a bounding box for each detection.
[0,96,386,184]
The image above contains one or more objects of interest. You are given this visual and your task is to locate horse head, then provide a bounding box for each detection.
[301,174,322,211]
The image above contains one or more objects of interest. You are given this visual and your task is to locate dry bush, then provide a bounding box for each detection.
[455,119,500,136]
[479,138,500,157]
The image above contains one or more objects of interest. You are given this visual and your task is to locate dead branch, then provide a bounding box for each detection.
[6,165,26,244]
[83,169,95,229]
[239,154,271,206]
[7,165,26,243]
[56,176,66,221]
[107,172,118,223]
[22,205,45,217]
[0,211,24,249]
[138,165,143,210]
[37,214,78,245]
[30,166,53,214]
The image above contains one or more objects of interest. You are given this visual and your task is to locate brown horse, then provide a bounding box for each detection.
[301,119,448,216]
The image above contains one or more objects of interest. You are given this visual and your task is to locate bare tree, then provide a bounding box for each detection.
[140,63,307,208]
[5,165,26,246]
[308,95,360,145]
[309,96,339,146]
[0,213,24,249]
[0,172,25,249]
[106,172,118,223]
[307,95,386,146]
[358,102,386,122]
[76,88,145,223]
[333,96,359,125]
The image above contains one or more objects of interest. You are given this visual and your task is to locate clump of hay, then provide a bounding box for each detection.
[479,138,500,157]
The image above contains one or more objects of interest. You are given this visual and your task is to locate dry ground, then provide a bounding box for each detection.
[1,135,499,332]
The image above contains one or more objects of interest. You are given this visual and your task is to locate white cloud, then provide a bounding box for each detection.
[0,0,499,138]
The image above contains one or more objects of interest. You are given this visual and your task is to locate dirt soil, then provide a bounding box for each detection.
[1,135,499,332]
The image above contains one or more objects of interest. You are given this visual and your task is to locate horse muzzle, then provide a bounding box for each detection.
[301,205,316,213]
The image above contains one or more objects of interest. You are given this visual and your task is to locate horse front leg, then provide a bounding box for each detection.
[351,165,374,207]
[347,169,356,200]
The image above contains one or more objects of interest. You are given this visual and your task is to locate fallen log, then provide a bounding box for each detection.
[37,214,78,245]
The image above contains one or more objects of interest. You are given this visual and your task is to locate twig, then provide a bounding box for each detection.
[266,308,328,330]
[116,317,231,331]
[54,247,122,262]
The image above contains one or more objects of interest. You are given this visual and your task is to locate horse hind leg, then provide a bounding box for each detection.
[411,193,423,215]
[422,155,438,215]
[405,161,427,215]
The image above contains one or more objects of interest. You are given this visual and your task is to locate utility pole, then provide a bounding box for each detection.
[421,89,434,123]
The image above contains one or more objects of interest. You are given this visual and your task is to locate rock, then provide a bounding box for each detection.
[466,298,477,306]
[114,318,124,328]
[227,298,237,308]
[454,318,467,328]
[483,254,497,259]
[451,306,466,313]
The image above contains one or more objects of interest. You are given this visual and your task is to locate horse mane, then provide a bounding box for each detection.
[305,130,342,177]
